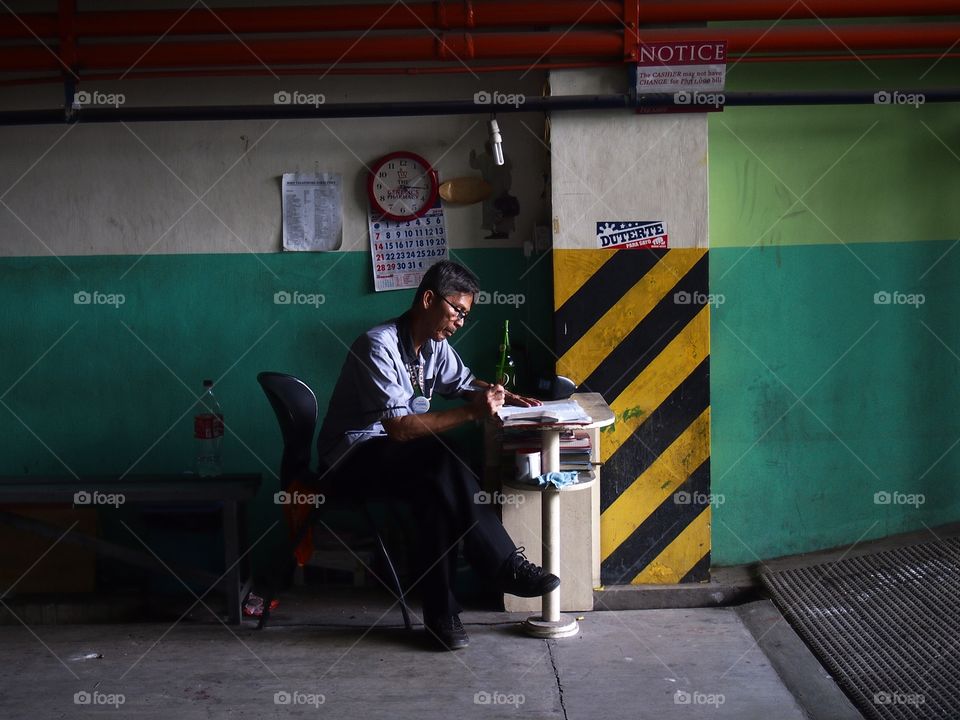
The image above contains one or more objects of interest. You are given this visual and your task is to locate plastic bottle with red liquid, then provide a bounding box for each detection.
[194,379,223,477]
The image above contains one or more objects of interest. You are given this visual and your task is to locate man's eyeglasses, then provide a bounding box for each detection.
[440,295,470,322]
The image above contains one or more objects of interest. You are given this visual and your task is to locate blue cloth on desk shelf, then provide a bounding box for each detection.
[515,471,579,489]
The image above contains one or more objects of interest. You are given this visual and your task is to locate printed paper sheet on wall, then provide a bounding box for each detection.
[282,172,343,251]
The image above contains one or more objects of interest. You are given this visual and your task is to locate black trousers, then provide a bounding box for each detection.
[330,435,517,618]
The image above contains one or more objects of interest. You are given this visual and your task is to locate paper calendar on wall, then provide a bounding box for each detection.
[368,201,448,292]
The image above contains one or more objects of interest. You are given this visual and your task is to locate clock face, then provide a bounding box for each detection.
[368,151,438,221]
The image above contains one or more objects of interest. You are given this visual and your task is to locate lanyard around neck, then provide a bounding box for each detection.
[406,357,426,397]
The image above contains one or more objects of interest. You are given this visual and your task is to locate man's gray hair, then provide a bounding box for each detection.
[413,261,480,305]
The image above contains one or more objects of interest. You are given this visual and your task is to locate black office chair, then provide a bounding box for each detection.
[255,371,413,631]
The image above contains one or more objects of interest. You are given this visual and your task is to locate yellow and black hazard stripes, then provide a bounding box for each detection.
[554,247,711,585]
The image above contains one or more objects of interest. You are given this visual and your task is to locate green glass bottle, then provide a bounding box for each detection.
[495,320,516,390]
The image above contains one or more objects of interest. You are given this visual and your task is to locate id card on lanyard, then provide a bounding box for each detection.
[407,359,431,414]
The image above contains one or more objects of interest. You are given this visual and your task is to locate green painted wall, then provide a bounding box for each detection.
[710,61,960,248]
[0,249,552,568]
[710,59,960,565]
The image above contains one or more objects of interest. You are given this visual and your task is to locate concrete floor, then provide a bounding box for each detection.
[0,589,861,719]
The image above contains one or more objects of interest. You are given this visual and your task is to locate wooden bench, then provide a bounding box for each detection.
[0,473,261,624]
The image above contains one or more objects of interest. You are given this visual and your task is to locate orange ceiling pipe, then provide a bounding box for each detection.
[0,32,625,72]
[0,2,624,39]
[620,23,960,62]
[639,0,960,21]
[7,49,960,88]
[0,21,958,73]
[3,0,960,39]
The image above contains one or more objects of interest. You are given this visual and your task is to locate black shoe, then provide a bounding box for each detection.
[424,613,469,651]
[498,547,561,598]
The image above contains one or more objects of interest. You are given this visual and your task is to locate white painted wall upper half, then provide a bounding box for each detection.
[549,68,709,250]
[0,73,547,257]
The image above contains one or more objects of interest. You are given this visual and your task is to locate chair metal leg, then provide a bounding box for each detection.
[385,504,417,631]
[256,554,295,630]
[258,506,319,630]
[260,502,413,633]
[364,506,413,632]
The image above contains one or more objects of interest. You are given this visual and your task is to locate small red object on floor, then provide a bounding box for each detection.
[242,592,280,618]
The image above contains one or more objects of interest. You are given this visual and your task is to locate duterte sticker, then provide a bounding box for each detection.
[597,221,668,250]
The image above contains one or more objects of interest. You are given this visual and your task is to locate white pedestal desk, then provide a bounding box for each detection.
[496,392,615,637]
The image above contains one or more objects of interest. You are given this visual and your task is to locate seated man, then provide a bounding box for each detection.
[316,260,559,650]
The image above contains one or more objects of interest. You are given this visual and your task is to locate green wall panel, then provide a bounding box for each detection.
[0,249,553,567]
[709,59,960,565]
[711,240,960,564]
[710,59,960,248]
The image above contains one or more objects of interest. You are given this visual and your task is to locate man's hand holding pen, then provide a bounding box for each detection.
[466,382,541,417]
[471,383,505,418]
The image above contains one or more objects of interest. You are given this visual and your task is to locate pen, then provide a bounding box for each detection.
[464,383,496,393]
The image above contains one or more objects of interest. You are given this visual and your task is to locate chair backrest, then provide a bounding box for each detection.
[257,372,318,490]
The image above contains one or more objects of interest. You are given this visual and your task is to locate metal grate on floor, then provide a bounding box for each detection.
[761,537,960,720]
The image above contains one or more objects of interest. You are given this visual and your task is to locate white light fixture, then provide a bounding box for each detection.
[488,116,504,165]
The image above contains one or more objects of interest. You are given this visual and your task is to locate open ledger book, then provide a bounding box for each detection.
[497,399,592,425]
